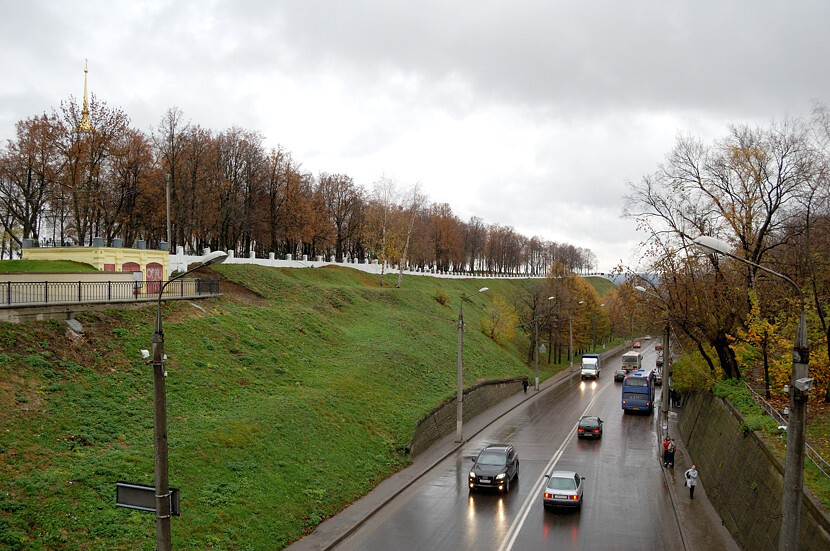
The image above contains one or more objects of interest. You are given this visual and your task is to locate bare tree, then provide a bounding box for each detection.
[396,183,426,288]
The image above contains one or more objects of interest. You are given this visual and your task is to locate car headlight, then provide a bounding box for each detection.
[469,471,476,479]
[495,473,506,480]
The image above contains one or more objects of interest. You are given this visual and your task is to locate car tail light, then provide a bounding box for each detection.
[577,428,584,433]
[570,495,579,501]
[544,492,553,499]
[593,429,600,433]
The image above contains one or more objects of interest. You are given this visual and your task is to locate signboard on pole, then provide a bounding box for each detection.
[116,482,180,516]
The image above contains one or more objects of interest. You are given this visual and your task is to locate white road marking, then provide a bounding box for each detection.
[497,383,609,551]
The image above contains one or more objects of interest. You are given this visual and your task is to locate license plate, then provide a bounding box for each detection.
[480,478,491,483]
[554,494,567,499]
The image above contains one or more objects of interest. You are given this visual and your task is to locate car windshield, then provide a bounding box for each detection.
[477,451,507,466]
[547,477,577,491]
[580,419,599,429]
[626,377,648,387]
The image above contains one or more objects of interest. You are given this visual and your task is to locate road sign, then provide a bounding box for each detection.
[116,482,180,516]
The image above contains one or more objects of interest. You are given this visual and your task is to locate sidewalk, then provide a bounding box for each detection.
[659,393,741,551]
[287,369,740,551]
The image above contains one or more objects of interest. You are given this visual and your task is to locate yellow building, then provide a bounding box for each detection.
[22,244,170,283]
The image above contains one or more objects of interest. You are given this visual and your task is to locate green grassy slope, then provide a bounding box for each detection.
[0,260,98,273]
[0,266,607,550]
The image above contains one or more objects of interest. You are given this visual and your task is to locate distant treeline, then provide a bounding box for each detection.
[0,98,596,275]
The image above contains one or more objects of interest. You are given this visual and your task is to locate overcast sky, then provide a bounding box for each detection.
[2,1,829,271]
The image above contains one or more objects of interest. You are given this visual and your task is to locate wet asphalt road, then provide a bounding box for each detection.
[335,347,681,551]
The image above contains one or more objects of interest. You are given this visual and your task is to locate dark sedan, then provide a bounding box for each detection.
[577,416,603,439]
[614,368,627,382]
[468,444,519,493]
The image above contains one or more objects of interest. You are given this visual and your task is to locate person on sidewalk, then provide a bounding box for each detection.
[522,377,529,393]
[662,435,671,466]
[684,464,698,499]
[666,438,676,468]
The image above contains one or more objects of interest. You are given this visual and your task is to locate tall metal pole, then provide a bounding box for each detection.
[149,250,226,550]
[456,303,464,443]
[569,315,573,377]
[534,314,540,391]
[165,173,172,250]
[152,306,172,551]
[456,287,488,443]
[780,311,809,551]
[660,307,670,430]
[591,312,596,352]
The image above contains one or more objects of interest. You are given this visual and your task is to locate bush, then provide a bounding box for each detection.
[434,288,449,306]
[669,352,714,393]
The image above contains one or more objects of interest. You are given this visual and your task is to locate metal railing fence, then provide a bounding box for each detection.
[0,279,220,307]
[745,381,830,479]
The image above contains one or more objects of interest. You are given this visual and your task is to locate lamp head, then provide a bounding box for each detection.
[478,287,489,293]
[693,235,731,255]
[201,250,228,267]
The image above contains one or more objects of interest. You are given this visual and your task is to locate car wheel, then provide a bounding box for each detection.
[515,461,519,480]
[504,477,511,494]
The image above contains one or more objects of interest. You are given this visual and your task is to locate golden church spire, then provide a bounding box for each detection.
[75,59,94,133]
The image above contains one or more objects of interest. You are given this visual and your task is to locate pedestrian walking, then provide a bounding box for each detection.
[666,438,676,468]
[662,435,671,466]
[684,464,698,499]
[522,377,529,393]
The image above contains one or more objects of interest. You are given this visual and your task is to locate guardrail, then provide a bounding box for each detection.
[0,279,220,307]
[745,381,830,479]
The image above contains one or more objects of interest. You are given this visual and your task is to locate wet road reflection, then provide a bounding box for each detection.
[337,349,682,550]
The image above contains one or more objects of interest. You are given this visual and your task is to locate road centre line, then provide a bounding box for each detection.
[497,382,609,551]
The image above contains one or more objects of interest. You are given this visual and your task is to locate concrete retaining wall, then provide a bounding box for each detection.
[678,391,830,550]
[408,378,523,457]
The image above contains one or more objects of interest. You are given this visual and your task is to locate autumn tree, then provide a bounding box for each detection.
[102,127,155,244]
[0,114,64,246]
[366,176,400,286]
[152,107,190,251]
[318,172,363,262]
[58,93,131,246]
[625,118,819,380]
[481,295,518,345]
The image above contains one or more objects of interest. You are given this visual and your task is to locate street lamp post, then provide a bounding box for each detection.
[165,173,172,250]
[591,303,604,352]
[694,236,810,551]
[150,250,227,551]
[634,286,671,430]
[534,296,555,391]
[569,314,573,375]
[568,301,585,381]
[457,287,489,443]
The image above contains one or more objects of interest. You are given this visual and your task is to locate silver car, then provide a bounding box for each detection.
[542,471,585,509]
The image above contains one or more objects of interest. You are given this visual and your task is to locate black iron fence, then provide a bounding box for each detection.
[0,279,220,307]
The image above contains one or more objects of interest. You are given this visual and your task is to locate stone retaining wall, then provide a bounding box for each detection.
[678,391,830,550]
[408,378,523,457]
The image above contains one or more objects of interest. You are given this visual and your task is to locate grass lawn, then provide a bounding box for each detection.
[0,260,97,273]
